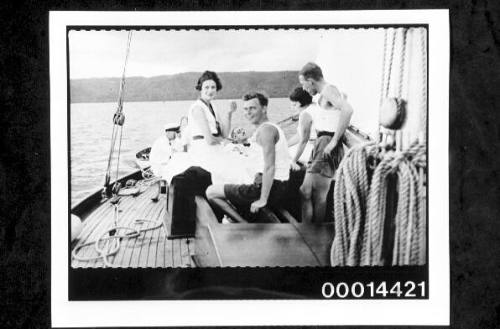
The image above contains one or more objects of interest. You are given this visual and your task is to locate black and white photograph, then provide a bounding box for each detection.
[69,26,428,269]
[50,10,450,327]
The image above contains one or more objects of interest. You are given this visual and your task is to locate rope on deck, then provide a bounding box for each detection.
[330,141,426,266]
[72,219,163,267]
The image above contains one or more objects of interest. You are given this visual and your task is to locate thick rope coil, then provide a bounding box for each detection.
[408,164,421,264]
[331,141,427,267]
[393,159,411,265]
[417,27,428,265]
[346,147,370,265]
[361,154,393,266]
[416,162,426,265]
[331,143,375,266]
[392,158,425,265]
[330,28,426,267]
[420,27,428,135]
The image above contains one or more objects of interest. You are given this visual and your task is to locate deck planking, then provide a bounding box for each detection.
[72,199,118,267]
[180,238,194,267]
[72,180,335,268]
[122,190,164,268]
[171,239,182,267]
[147,206,166,267]
[97,193,150,268]
[113,191,156,267]
[107,192,152,267]
[71,184,183,268]
[103,188,154,267]
[137,201,164,267]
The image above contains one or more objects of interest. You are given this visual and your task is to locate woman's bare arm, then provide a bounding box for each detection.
[219,101,237,138]
[292,111,313,163]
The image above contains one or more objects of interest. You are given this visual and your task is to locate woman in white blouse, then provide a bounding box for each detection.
[186,71,245,184]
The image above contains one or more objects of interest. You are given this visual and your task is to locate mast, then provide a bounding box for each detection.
[102,31,133,199]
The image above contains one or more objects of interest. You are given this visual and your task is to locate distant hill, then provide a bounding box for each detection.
[70,71,300,103]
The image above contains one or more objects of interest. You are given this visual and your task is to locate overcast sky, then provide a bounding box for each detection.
[69,29,328,79]
[69,28,395,133]
[68,28,429,137]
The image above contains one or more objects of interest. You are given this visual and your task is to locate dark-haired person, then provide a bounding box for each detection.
[287,87,317,170]
[206,92,290,214]
[298,62,353,223]
[186,70,237,173]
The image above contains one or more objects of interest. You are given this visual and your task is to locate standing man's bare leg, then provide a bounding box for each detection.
[300,173,314,223]
[311,174,333,222]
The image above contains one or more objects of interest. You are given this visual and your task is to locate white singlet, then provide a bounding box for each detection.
[311,86,341,133]
[248,122,290,181]
[299,104,318,140]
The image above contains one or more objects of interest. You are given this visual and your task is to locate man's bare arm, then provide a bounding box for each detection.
[323,85,353,148]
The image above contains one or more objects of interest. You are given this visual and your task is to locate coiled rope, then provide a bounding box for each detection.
[419,27,428,138]
[72,218,163,268]
[73,175,164,267]
[331,142,378,266]
[330,142,426,266]
[392,142,426,265]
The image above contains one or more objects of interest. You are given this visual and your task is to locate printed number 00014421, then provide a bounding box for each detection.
[321,281,426,299]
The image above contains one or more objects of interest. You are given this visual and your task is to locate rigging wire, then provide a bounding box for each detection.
[379,28,389,108]
[385,28,397,99]
[103,31,133,197]
[397,28,409,100]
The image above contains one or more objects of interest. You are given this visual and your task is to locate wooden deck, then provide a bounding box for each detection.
[71,179,337,268]
[71,184,194,268]
[70,127,372,268]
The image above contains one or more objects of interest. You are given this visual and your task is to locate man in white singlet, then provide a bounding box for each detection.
[206,92,290,214]
[298,62,354,223]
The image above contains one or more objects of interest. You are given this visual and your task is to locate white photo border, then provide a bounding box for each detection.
[51,10,449,327]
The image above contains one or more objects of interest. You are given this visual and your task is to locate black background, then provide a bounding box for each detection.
[0,0,499,328]
[69,266,428,300]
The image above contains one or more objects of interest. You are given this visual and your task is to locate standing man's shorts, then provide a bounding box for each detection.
[306,132,345,178]
[224,173,288,206]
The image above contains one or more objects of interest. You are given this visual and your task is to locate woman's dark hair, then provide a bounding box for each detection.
[195,71,222,91]
[289,87,313,107]
[242,92,269,107]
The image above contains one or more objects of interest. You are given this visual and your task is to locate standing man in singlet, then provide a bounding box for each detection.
[298,62,354,222]
[206,92,290,214]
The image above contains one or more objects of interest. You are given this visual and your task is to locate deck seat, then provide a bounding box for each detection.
[194,197,334,267]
